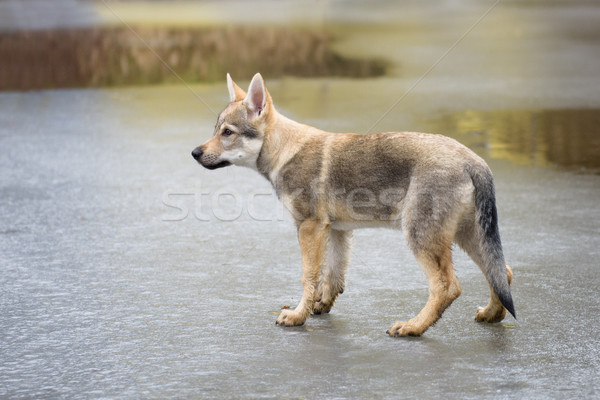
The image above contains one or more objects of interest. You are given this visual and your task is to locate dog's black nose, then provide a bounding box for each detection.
[191,147,203,160]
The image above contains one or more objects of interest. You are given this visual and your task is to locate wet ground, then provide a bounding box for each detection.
[2,1,600,399]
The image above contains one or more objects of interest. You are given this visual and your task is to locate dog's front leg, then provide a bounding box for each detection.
[277,220,329,327]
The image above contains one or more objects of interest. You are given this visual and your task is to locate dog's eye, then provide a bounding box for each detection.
[222,128,233,136]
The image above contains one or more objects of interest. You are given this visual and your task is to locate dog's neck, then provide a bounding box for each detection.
[256,109,325,185]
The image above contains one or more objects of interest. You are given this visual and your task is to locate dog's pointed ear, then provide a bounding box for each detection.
[227,73,246,102]
[244,73,271,119]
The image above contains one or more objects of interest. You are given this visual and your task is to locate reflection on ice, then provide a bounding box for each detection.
[426,109,600,173]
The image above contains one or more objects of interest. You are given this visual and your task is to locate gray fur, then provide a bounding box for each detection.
[328,134,415,220]
[276,139,324,219]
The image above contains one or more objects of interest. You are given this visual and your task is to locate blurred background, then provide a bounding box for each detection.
[1,1,600,399]
[1,0,599,170]
[0,0,387,89]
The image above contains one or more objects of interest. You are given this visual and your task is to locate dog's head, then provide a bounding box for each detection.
[192,73,272,170]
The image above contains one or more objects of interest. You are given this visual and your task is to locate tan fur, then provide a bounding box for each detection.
[192,73,515,337]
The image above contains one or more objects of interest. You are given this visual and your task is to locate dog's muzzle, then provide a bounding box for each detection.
[191,147,231,170]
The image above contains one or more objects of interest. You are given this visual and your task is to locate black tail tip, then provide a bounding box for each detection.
[501,294,516,320]
[508,306,516,320]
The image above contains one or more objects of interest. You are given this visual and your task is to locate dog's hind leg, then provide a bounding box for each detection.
[387,241,462,337]
[277,220,330,327]
[314,229,352,315]
[454,225,513,323]
[387,183,464,337]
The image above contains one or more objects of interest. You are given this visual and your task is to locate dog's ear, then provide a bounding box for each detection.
[244,73,270,119]
[227,73,246,102]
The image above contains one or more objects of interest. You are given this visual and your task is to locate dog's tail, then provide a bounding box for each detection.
[468,164,516,319]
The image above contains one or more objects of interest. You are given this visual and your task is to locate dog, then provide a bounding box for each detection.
[192,73,515,337]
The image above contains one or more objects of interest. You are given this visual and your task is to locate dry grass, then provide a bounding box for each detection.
[0,26,387,90]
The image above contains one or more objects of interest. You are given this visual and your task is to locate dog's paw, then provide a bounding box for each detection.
[386,321,424,337]
[475,306,506,323]
[276,309,306,327]
[313,301,333,315]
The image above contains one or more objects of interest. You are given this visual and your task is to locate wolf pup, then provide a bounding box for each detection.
[192,73,515,337]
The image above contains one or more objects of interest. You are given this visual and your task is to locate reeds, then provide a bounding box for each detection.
[0,26,386,90]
